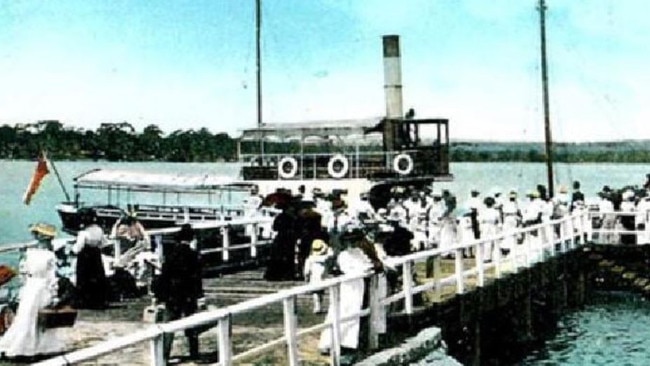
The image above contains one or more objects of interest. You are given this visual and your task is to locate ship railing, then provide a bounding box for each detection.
[35,211,613,366]
[241,149,434,179]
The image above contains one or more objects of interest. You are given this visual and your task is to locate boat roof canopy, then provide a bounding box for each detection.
[239,117,385,142]
[73,169,254,193]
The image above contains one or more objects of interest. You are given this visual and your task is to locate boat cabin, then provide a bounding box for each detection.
[57,169,256,234]
[238,116,452,184]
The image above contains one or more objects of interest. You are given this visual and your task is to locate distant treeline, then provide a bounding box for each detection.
[451,141,650,163]
[2,120,650,163]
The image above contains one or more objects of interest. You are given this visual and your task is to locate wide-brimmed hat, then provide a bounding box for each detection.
[311,239,329,255]
[29,222,56,238]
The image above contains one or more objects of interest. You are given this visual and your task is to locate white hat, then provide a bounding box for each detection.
[622,190,635,200]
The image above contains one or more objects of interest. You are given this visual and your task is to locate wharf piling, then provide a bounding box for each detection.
[375,250,590,365]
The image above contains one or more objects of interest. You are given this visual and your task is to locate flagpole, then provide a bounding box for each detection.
[44,151,72,202]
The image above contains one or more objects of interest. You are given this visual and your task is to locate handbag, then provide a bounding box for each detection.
[38,306,77,329]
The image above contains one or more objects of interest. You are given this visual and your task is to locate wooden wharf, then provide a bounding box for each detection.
[15,209,650,365]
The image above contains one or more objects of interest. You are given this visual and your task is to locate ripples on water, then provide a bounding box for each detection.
[522,292,650,366]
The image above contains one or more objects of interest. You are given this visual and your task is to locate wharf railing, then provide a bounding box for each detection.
[0,214,276,271]
[119,214,275,265]
[34,210,614,366]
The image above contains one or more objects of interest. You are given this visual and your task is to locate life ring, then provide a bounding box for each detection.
[278,156,298,179]
[393,153,413,175]
[327,154,349,179]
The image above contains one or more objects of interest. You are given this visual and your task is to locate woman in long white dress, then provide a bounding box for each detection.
[0,230,64,359]
[318,229,372,352]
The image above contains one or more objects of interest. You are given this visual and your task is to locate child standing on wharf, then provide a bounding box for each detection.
[303,239,332,314]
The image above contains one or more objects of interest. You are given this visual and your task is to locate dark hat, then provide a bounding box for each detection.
[176,223,195,242]
[331,198,345,209]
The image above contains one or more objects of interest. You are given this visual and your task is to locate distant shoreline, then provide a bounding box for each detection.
[2,120,649,163]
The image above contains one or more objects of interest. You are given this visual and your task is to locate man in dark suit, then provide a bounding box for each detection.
[155,223,204,361]
[570,180,585,211]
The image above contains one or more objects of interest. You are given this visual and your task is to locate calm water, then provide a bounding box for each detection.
[521,292,650,366]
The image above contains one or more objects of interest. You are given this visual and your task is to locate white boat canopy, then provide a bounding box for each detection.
[238,117,385,142]
[73,169,254,193]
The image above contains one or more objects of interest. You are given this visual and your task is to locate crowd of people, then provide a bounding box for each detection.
[2,175,649,362]
[258,177,650,355]
[0,209,161,361]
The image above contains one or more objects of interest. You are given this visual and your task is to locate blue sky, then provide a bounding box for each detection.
[1,0,648,142]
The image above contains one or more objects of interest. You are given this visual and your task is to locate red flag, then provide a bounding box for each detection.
[23,153,50,205]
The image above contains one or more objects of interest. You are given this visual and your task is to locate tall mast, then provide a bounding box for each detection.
[256,0,264,154]
[538,0,554,198]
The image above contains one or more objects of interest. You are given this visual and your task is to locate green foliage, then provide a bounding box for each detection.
[0,120,239,162]
[448,141,650,163]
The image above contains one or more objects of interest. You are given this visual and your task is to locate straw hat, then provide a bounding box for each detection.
[311,239,329,255]
[29,222,56,238]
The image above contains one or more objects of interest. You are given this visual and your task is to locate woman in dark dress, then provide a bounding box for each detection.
[264,202,298,281]
[72,209,109,309]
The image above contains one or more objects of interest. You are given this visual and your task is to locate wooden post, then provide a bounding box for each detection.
[586,211,594,242]
[455,248,464,294]
[329,284,342,366]
[475,242,484,287]
[546,223,553,258]
[569,217,576,250]
[367,274,384,350]
[149,333,165,365]
[403,261,414,314]
[283,296,299,366]
[221,226,230,262]
[113,238,122,265]
[250,223,258,258]
[525,232,532,267]
[433,255,442,302]
[218,315,232,365]
[494,240,502,279]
